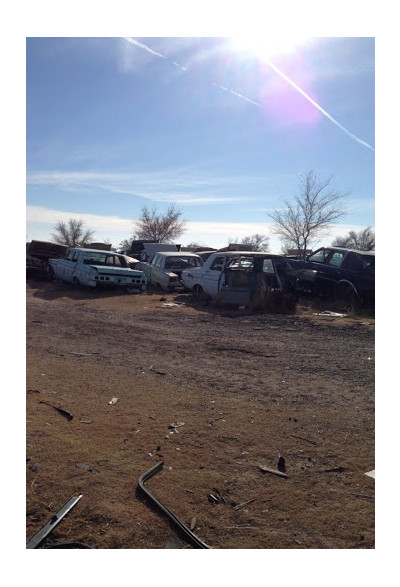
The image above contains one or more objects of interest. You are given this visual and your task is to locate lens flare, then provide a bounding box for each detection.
[230,35,311,60]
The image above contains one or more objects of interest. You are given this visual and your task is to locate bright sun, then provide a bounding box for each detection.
[230,35,310,60]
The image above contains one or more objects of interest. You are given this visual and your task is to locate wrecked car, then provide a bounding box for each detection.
[138,251,203,291]
[27,240,69,278]
[181,251,297,310]
[288,247,375,307]
[48,248,147,291]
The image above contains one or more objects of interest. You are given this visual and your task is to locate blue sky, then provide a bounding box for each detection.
[26,36,375,251]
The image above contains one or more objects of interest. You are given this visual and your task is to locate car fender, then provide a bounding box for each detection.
[335,279,360,299]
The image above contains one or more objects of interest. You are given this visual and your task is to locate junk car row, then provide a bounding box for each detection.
[27,240,375,310]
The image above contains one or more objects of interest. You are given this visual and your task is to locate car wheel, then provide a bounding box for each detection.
[335,283,360,313]
[47,265,55,279]
[73,277,81,287]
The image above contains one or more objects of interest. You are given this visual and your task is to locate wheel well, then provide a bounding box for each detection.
[335,280,359,299]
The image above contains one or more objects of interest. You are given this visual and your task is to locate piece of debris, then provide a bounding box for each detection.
[190,516,197,530]
[213,488,236,507]
[162,302,185,308]
[138,460,210,549]
[169,422,185,429]
[313,311,347,317]
[208,416,224,426]
[234,499,255,511]
[258,465,288,479]
[75,463,93,472]
[208,494,219,504]
[108,397,118,405]
[159,297,167,302]
[26,494,83,549]
[289,434,317,445]
[149,366,167,375]
[27,389,41,394]
[324,466,347,473]
[79,419,93,424]
[39,401,73,421]
[277,456,286,472]
[365,469,375,479]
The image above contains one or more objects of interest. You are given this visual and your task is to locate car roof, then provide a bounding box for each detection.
[71,248,122,255]
[211,251,285,258]
[156,251,201,257]
[323,247,375,256]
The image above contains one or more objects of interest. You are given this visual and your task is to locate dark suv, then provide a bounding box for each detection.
[288,247,375,307]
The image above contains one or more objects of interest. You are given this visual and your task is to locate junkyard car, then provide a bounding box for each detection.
[138,251,203,291]
[181,251,297,309]
[288,247,375,307]
[48,248,147,291]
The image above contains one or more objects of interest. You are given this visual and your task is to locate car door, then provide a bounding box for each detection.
[150,254,163,286]
[312,249,345,295]
[61,249,79,283]
[200,255,226,295]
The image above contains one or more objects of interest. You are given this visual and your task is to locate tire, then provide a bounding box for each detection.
[193,284,204,299]
[47,265,55,279]
[72,277,81,287]
[335,283,360,313]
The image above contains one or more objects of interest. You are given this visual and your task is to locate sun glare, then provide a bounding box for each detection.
[230,35,310,60]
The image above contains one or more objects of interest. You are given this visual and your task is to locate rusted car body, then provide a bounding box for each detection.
[182,251,297,310]
[138,251,203,291]
[27,240,69,277]
[48,248,147,291]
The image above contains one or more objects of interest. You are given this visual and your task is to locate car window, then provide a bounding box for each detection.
[210,256,225,271]
[262,259,274,274]
[342,253,374,272]
[66,250,76,261]
[307,249,329,263]
[106,255,123,267]
[326,251,345,267]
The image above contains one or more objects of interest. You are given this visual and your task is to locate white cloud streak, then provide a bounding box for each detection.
[27,205,374,253]
[26,170,260,205]
[122,37,374,152]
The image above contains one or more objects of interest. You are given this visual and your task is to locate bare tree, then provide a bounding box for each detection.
[118,238,132,251]
[51,218,96,247]
[240,234,270,252]
[332,226,375,251]
[268,170,348,258]
[133,204,187,242]
[185,241,212,250]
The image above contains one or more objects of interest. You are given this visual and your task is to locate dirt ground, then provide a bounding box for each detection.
[26,276,375,549]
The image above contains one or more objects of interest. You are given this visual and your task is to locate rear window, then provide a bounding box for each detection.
[342,253,375,272]
[164,256,202,269]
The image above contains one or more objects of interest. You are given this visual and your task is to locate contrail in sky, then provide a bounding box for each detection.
[123,37,374,151]
[264,59,375,152]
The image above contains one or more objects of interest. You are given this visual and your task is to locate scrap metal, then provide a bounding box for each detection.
[26,494,82,549]
[138,460,210,549]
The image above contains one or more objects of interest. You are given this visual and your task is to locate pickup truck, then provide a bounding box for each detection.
[287,246,375,307]
[181,251,297,310]
[48,247,147,291]
[137,251,203,291]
